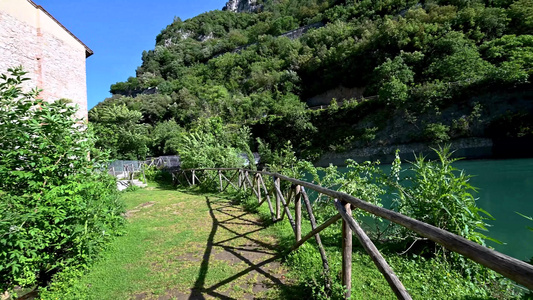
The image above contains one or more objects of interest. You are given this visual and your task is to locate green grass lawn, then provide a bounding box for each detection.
[42,184,303,299]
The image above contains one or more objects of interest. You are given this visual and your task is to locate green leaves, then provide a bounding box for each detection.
[295,145,491,271]
[396,146,491,249]
[509,0,533,34]
[90,0,533,163]
[179,118,249,169]
[0,68,124,291]
[516,212,533,232]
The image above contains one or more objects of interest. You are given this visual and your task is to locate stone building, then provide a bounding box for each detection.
[0,0,93,119]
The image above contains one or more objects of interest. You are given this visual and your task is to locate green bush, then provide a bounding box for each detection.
[178,117,252,169]
[424,123,451,143]
[0,67,124,292]
[396,147,492,246]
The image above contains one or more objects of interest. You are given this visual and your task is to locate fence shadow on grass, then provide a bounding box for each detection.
[188,196,303,300]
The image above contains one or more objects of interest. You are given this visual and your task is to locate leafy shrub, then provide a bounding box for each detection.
[179,131,243,168]
[255,147,506,298]
[0,67,124,292]
[179,117,250,169]
[89,104,151,160]
[424,123,450,143]
[374,55,415,106]
[395,147,492,246]
[361,126,378,143]
[379,77,409,105]
[451,102,483,136]
[302,146,493,250]
[410,80,452,109]
[508,0,533,34]
[142,165,160,182]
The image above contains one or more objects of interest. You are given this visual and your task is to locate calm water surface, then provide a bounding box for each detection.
[454,158,533,261]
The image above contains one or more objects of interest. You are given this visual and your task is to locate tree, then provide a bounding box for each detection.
[151,120,184,156]
[509,0,533,34]
[425,31,492,82]
[89,104,151,159]
[373,54,416,105]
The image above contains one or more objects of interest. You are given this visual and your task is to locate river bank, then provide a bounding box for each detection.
[315,136,533,166]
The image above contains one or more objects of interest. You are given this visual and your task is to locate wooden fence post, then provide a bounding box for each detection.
[273,176,297,235]
[128,165,133,186]
[221,171,238,192]
[193,170,202,185]
[295,185,302,242]
[258,174,276,222]
[256,174,262,203]
[274,176,281,220]
[183,170,192,186]
[192,170,195,185]
[243,171,248,192]
[342,200,352,299]
[244,172,259,199]
[335,200,412,300]
[218,170,223,192]
[301,186,332,290]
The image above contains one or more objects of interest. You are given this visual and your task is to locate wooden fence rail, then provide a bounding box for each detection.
[172,168,533,299]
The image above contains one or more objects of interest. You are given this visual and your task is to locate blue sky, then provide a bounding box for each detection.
[38,0,228,109]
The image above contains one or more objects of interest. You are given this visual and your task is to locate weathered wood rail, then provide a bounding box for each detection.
[172,168,533,299]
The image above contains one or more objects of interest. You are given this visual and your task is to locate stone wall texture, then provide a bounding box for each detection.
[0,4,88,120]
[0,11,39,88]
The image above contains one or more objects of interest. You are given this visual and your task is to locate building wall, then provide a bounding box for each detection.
[0,0,89,119]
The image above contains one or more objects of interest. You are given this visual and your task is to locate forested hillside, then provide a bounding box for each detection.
[90,0,533,163]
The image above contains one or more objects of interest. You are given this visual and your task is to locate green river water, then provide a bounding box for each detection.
[332,158,533,261]
[454,158,533,261]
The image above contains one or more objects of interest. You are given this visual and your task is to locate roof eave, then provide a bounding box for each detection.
[27,0,94,58]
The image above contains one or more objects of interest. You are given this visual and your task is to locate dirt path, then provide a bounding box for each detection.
[177,195,293,299]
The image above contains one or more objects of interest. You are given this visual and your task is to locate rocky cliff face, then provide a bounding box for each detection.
[223,0,263,13]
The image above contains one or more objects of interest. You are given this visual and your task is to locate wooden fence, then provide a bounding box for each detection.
[109,163,146,184]
[172,168,533,299]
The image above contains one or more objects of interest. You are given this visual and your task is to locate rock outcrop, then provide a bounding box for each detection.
[223,0,263,13]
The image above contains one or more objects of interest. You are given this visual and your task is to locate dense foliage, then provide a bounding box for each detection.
[178,117,252,168]
[90,0,533,160]
[0,68,124,292]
